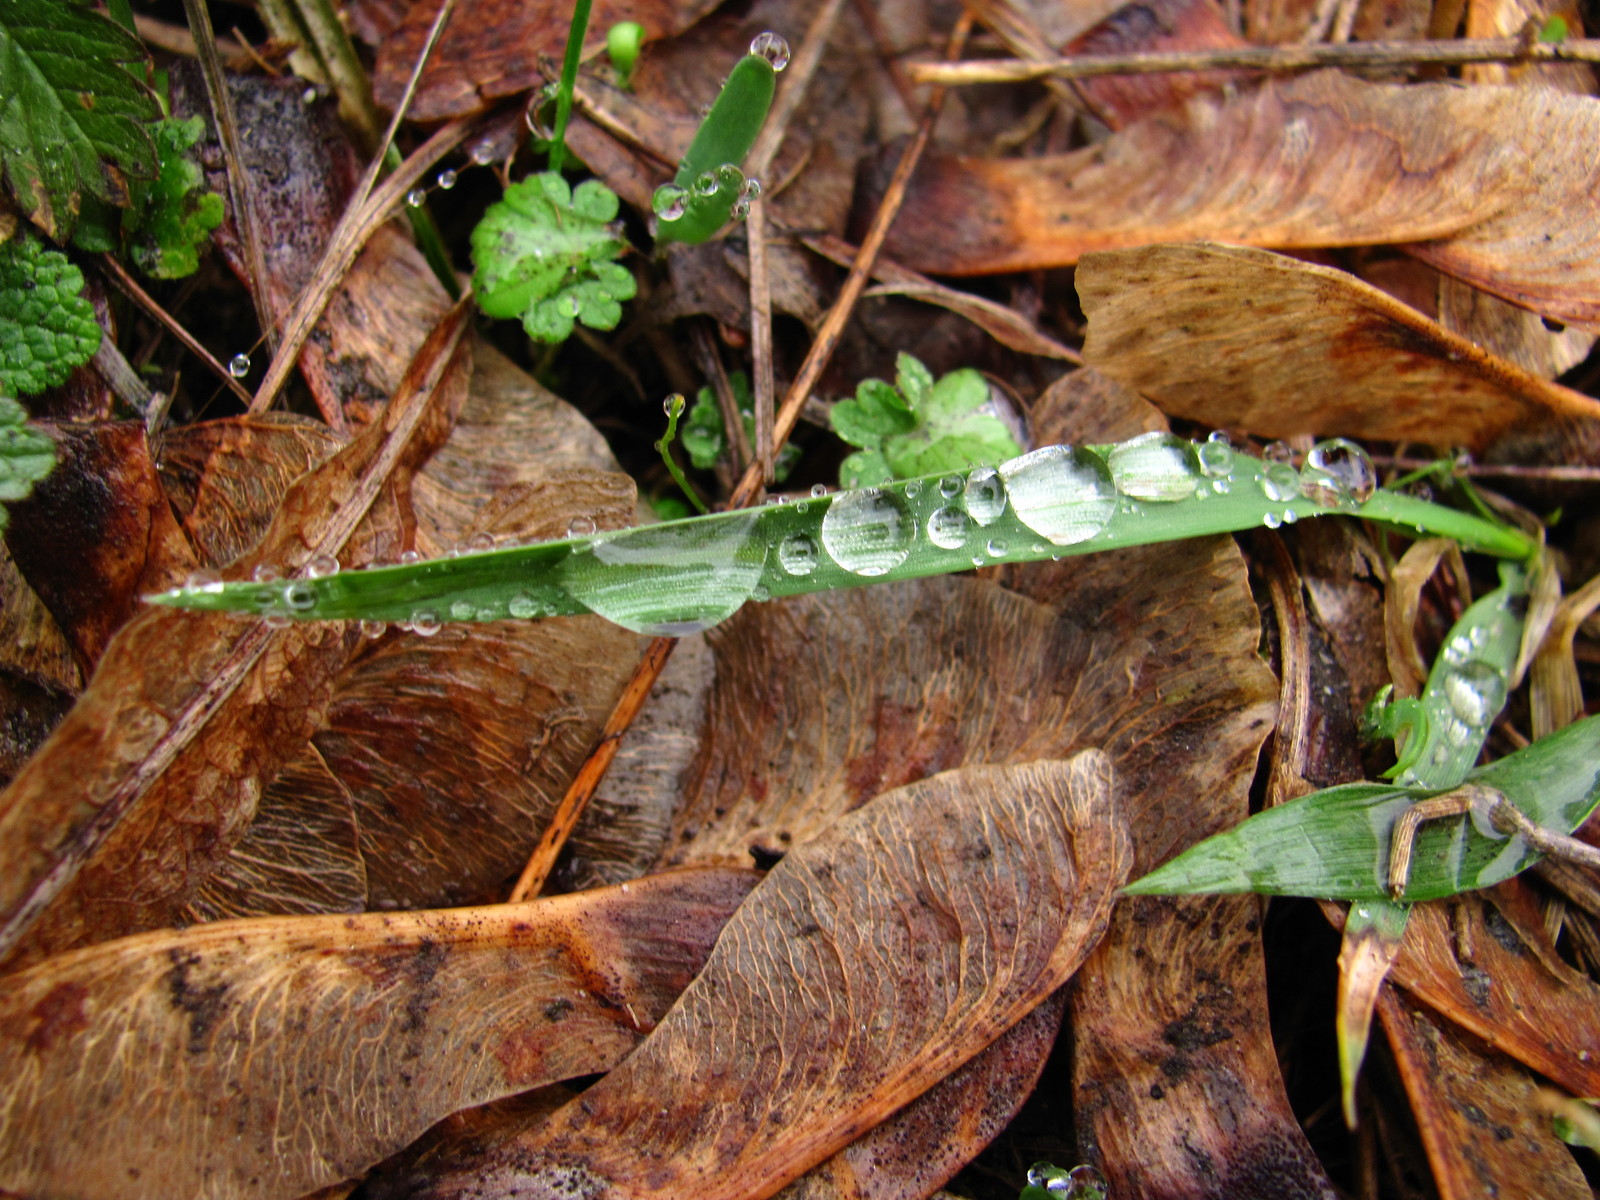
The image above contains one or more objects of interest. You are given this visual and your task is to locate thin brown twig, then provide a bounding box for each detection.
[98,254,254,406]
[905,36,1600,85]
[689,323,751,478]
[731,12,973,509]
[747,0,850,182]
[747,196,775,485]
[181,0,276,353]
[507,13,975,903]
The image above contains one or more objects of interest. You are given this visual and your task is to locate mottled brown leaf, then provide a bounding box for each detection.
[1065,0,1250,127]
[1078,243,1600,450]
[1379,988,1591,1199]
[1393,895,1600,1097]
[373,0,722,120]
[7,421,198,670]
[369,755,1129,1200]
[885,72,1600,330]
[0,867,757,1200]
[1436,274,1595,380]
[0,301,473,969]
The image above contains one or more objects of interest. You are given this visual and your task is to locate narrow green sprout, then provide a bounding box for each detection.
[607,21,644,89]
[150,436,1534,638]
[655,392,708,514]
[652,36,784,245]
[545,0,591,173]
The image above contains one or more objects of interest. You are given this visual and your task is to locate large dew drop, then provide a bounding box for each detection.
[1441,660,1507,730]
[963,467,1007,525]
[927,505,969,549]
[999,446,1116,547]
[1299,438,1376,508]
[820,488,913,576]
[560,512,766,635]
[778,532,819,576]
[1106,432,1197,502]
[750,31,791,69]
[652,184,688,221]
[1259,461,1300,503]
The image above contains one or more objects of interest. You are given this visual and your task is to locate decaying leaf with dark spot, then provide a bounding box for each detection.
[1077,243,1600,451]
[0,867,757,1200]
[365,755,1129,1200]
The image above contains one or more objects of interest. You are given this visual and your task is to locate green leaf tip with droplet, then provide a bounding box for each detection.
[652,53,776,245]
[470,172,635,342]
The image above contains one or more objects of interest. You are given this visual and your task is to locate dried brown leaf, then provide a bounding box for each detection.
[0,300,474,968]
[0,867,757,1200]
[886,72,1600,328]
[1078,243,1600,449]
[368,755,1130,1200]
[1436,275,1595,380]
[1380,988,1592,1199]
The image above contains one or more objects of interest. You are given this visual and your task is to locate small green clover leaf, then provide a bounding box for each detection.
[0,393,55,531]
[0,231,101,394]
[470,172,636,343]
[682,371,799,480]
[831,352,1022,488]
[123,115,225,279]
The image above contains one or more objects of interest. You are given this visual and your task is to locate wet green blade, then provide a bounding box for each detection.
[148,439,1534,636]
[654,53,775,245]
[1123,715,1600,902]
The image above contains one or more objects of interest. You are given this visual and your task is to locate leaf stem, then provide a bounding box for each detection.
[547,0,593,174]
[655,394,709,514]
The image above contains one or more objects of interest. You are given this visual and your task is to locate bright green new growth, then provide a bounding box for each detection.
[683,371,799,480]
[0,0,159,240]
[607,21,644,90]
[652,47,777,245]
[832,353,1023,488]
[470,173,635,343]
[123,115,225,278]
[150,435,1534,639]
[0,231,102,394]
[0,394,55,531]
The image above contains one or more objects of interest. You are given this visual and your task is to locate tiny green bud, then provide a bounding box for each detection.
[608,22,645,88]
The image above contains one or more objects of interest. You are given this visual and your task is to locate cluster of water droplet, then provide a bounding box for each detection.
[652,168,762,224]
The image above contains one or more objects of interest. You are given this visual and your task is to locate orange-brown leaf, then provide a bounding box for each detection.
[0,867,756,1200]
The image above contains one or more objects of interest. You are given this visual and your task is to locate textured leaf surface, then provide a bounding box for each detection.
[1078,243,1600,451]
[0,868,757,1200]
[0,232,100,394]
[0,0,157,238]
[0,396,52,527]
[123,115,224,279]
[366,756,1130,1200]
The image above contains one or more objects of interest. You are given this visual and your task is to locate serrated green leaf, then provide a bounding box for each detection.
[920,366,989,422]
[833,360,1021,485]
[0,230,100,394]
[1124,715,1600,902]
[830,379,915,448]
[123,115,224,278]
[884,416,1021,478]
[839,448,892,489]
[0,0,159,239]
[471,172,633,343]
[0,393,55,529]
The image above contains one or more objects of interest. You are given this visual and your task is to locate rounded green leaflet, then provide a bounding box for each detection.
[148,437,1535,636]
[653,51,777,246]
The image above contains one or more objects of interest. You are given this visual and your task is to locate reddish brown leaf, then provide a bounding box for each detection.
[1380,988,1592,1199]
[0,867,757,1200]
[7,422,199,671]
[1078,243,1600,450]
[0,300,474,969]
[1393,895,1600,1098]
[367,755,1130,1200]
[372,0,722,121]
[1065,0,1250,127]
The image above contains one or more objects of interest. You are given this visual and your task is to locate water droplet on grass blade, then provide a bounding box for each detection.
[1197,435,1234,478]
[927,505,969,549]
[400,549,421,565]
[1443,659,1507,729]
[283,582,316,611]
[821,488,913,576]
[567,515,597,538]
[411,611,442,636]
[1106,431,1197,501]
[692,170,720,199]
[305,553,339,578]
[508,594,541,619]
[406,187,427,208]
[750,31,791,69]
[228,353,251,378]
[450,600,475,620]
[1260,461,1300,502]
[939,475,962,499]
[963,467,1007,525]
[778,533,819,575]
[1300,438,1376,508]
[437,168,458,190]
[653,184,688,221]
[1000,445,1116,546]
[359,619,386,639]
[252,564,281,583]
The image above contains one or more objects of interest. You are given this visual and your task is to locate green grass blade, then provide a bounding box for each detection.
[1122,714,1600,902]
[147,438,1535,635]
